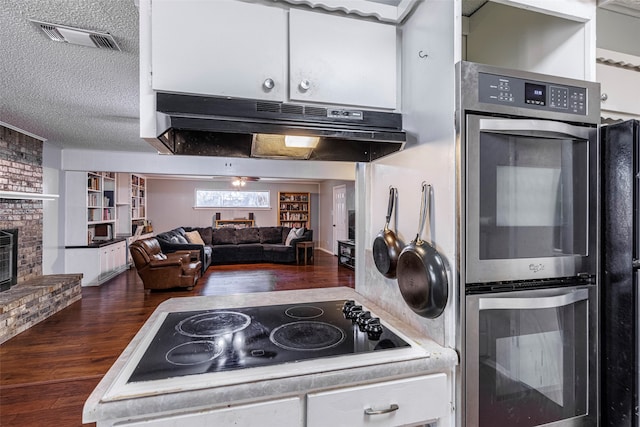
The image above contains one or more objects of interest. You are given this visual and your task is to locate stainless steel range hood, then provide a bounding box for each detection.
[150,93,406,162]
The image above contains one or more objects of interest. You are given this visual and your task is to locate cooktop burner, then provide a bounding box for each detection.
[176,311,251,337]
[270,321,345,351]
[128,300,410,383]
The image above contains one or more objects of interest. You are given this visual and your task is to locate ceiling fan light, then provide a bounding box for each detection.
[284,135,320,148]
[231,177,248,187]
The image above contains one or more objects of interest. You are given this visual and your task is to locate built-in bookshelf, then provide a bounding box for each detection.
[131,174,146,220]
[87,172,115,222]
[116,173,147,235]
[64,171,133,287]
[278,192,310,229]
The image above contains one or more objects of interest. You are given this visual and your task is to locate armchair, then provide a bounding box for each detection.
[130,237,202,292]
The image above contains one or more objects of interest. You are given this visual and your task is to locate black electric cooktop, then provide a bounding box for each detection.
[129,300,410,383]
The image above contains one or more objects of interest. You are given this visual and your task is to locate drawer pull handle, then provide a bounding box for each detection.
[364,404,399,415]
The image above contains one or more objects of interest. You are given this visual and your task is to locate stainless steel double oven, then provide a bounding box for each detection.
[457,62,600,426]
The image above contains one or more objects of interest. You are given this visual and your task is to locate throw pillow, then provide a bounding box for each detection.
[285,228,298,246]
[295,227,305,237]
[185,230,205,246]
[175,234,188,244]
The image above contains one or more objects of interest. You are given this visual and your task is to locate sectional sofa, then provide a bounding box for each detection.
[155,226,313,272]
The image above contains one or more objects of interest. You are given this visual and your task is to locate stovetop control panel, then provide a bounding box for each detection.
[478,72,588,115]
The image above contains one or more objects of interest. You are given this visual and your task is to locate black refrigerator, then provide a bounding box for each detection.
[601,119,639,427]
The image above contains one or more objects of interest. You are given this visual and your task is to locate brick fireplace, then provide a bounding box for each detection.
[0,228,18,292]
[0,126,44,283]
[0,125,81,343]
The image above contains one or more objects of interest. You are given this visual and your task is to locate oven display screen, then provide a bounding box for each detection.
[525,83,546,105]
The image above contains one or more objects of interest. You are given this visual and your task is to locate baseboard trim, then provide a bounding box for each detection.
[318,247,336,256]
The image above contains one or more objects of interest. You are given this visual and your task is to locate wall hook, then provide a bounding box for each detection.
[418,51,428,59]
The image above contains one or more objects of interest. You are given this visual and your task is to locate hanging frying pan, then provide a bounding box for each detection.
[373,186,403,278]
[396,183,448,318]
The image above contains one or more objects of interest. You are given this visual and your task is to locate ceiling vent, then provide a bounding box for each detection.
[29,19,121,51]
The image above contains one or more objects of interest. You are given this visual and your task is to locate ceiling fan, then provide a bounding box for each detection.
[229,176,260,187]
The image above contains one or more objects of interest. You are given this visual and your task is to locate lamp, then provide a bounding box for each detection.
[284,135,320,148]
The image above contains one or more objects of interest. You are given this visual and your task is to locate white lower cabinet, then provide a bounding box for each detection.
[117,397,302,426]
[307,374,448,427]
[65,240,128,286]
[99,374,450,426]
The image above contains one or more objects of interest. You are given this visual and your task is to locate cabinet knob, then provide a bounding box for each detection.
[601,93,608,102]
[263,78,275,91]
[299,79,311,92]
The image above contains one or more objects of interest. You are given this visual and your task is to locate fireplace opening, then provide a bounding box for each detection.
[0,229,18,292]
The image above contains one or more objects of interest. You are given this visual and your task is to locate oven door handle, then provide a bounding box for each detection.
[479,119,592,140]
[478,289,589,310]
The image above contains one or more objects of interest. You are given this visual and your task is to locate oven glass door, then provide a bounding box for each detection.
[465,115,596,283]
[465,287,592,427]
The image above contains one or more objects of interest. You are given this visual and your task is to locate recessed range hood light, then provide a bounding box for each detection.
[284,135,320,148]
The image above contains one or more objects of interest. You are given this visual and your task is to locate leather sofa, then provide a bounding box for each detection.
[155,226,313,269]
[129,237,202,292]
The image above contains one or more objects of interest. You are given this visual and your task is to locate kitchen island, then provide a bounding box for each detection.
[83,287,458,426]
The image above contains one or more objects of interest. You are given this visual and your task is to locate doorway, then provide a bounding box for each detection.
[332,185,348,254]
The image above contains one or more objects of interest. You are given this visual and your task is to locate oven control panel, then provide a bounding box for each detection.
[478,72,587,115]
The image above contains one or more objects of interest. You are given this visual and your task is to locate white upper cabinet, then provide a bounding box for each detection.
[289,8,397,109]
[276,0,419,24]
[150,0,397,109]
[151,0,287,101]
[597,48,640,119]
[464,1,596,80]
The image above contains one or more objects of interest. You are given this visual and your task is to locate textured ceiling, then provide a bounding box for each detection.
[0,0,153,152]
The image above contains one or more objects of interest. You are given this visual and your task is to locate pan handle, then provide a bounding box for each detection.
[384,187,396,229]
[415,182,430,244]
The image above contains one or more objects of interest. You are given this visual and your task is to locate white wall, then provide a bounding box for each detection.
[42,142,64,274]
[146,178,320,234]
[61,149,356,181]
[356,0,457,348]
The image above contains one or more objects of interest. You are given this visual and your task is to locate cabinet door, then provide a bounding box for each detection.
[65,248,101,286]
[289,9,397,109]
[151,0,287,101]
[117,241,127,270]
[100,247,111,277]
[597,62,640,118]
[119,397,301,426]
[307,374,448,427]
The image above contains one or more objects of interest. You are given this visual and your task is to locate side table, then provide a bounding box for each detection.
[297,241,315,265]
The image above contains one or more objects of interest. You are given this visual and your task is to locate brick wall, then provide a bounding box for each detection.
[0,125,43,283]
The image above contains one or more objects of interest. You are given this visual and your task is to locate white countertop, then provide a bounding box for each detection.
[83,287,458,424]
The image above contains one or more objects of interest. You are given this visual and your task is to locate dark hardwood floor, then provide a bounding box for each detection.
[0,250,354,427]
